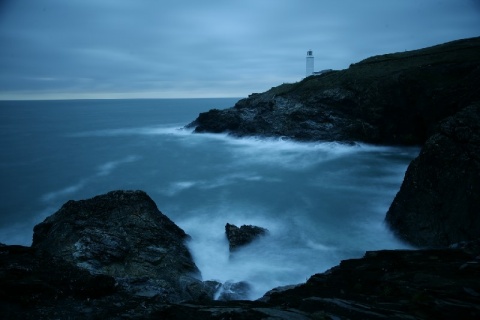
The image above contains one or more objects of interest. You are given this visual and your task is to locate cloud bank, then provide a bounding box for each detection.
[1,0,479,99]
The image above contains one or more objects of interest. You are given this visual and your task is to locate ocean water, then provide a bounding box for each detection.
[0,98,418,299]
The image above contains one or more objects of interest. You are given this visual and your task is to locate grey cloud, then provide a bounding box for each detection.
[1,0,479,99]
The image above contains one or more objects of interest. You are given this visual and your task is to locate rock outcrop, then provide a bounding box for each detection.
[188,37,480,145]
[225,223,268,252]
[2,190,480,318]
[258,245,480,320]
[31,190,207,302]
[386,103,480,247]
[187,37,480,249]
[3,240,479,319]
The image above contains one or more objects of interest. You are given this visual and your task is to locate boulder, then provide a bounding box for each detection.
[386,103,480,247]
[32,190,204,302]
[225,223,268,252]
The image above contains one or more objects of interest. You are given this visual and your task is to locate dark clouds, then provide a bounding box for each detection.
[1,0,479,99]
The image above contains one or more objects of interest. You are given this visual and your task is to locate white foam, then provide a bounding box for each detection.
[162,181,198,196]
[160,173,276,196]
[177,205,340,300]
[41,155,141,202]
[192,135,403,170]
[69,125,191,138]
[97,155,140,176]
[41,181,87,202]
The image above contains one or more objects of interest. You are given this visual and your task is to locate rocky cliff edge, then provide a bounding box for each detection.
[188,37,480,145]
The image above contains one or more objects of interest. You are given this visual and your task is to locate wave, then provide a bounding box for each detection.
[41,155,141,202]
[70,124,418,169]
[69,125,192,138]
[160,173,276,196]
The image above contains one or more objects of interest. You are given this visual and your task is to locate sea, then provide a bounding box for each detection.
[0,98,419,299]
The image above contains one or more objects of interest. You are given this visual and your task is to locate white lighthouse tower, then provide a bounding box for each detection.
[306,50,314,77]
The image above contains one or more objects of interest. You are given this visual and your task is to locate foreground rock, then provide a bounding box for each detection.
[225,223,268,252]
[386,103,480,247]
[260,244,480,320]
[156,244,480,319]
[2,191,480,319]
[188,37,480,145]
[31,190,208,302]
[3,242,479,319]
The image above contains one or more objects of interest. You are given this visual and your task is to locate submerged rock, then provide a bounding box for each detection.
[32,190,204,302]
[386,103,480,247]
[225,223,268,252]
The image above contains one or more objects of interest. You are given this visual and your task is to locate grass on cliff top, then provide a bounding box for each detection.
[268,36,480,100]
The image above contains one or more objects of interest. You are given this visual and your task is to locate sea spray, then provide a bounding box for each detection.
[0,99,418,299]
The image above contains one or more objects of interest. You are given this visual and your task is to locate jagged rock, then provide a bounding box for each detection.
[216,280,251,301]
[31,190,205,302]
[386,103,480,247]
[2,238,480,318]
[0,244,118,319]
[225,223,268,252]
[263,245,480,319]
[187,37,480,145]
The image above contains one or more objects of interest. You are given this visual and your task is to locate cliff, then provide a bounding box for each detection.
[188,37,480,145]
[188,37,480,248]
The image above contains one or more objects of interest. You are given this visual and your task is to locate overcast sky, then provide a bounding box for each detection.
[1,0,479,100]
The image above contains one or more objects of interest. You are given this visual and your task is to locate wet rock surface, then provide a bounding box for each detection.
[386,103,480,247]
[1,191,480,318]
[225,223,268,252]
[2,239,480,319]
[216,280,252,301]
[31,190,206,302]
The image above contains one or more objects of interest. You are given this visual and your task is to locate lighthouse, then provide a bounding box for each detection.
[306,50,314,77]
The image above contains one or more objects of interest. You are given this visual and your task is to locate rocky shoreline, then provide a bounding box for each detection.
[188,37,480,146]
[188,36,480,250]
[2,191,480,319]
[2,37,480,319]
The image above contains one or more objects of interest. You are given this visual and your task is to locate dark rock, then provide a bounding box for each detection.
[225,223,268,252]
[386,103,480,247]
[32,190,204,302]
[263,245,480,319]
[0,244,117,319]
[184,280,221,302]
[2,238,480,318]
[216,280,251,301]
[187,37,480,145]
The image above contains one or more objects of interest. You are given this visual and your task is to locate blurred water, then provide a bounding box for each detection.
[0,98,418,299]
